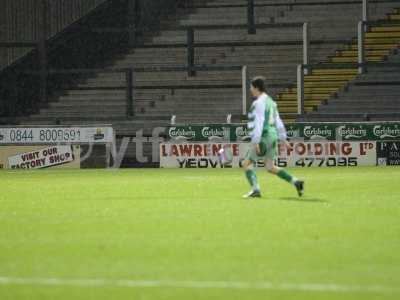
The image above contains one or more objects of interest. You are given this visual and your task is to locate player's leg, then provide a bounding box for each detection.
[265,158,304,196]
[242,146,261,198]
[264,138,305,196]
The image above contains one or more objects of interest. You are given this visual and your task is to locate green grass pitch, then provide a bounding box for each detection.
[0,167,400,300]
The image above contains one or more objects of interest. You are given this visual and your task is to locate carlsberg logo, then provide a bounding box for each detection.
[286,126,300,138]
[373,125,400,139]
[201,127,229,139]
[235,127,250,140]
[303,126,333,139]
[337,126,367,139]
[169,127,196,139]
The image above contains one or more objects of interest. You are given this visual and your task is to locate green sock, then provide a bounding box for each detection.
[245,169,260,191]
[277,169,296,185]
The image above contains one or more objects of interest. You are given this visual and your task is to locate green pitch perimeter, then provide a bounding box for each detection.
[0,167,399,300]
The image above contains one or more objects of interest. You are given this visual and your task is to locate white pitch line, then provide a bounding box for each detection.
[0,276,399,294]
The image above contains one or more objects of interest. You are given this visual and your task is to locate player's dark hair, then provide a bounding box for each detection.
[251,76,266,92]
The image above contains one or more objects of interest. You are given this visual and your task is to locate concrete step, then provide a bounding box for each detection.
[49,102,127,108]
[191,7,284,15]
[346,85,400,93]
[152,28,302,44]
[64,90,170,96]
[317,106,400,113]
[327,99,400,106]
[58,95,127,101]
[153,100,241,108]
[113,60,187,67]
[355,75,400,81]
[93,71,242,81]
[37,109,127,116]
[338,91,400,98]
[75,79,242,88]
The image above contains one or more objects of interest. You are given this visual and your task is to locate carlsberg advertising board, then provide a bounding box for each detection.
[166,122,400,142]
[282,122,400,141]
[167,124,249,142]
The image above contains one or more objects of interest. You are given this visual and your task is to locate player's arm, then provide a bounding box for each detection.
[275,112,287,141]
[250,101,265,154]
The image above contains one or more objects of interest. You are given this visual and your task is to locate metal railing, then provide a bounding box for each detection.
[87,1,310,74]
[247,0,256,34]
[363,0,369,22]
[297,64,305,115]
[184,22,307,76]
[357,20,400,74]
[186,0,398,8]
[358,21,365,74]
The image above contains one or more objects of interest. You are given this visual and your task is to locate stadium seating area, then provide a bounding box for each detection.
[10,1,398,125]
[1,0,400,165]
[295,6,400,121]
[301,52,400,121]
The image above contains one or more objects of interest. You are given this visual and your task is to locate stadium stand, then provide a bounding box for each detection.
[1,0,400,165]
[7,1,398,124]
[294,5,400,121]
[300,53,400,121]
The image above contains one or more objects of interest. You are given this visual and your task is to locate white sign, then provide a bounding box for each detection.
[160,141,377,168]
[0,127,114,144]
[8,145,75,169]
[276,141,376,168]
[160,143,241,168]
